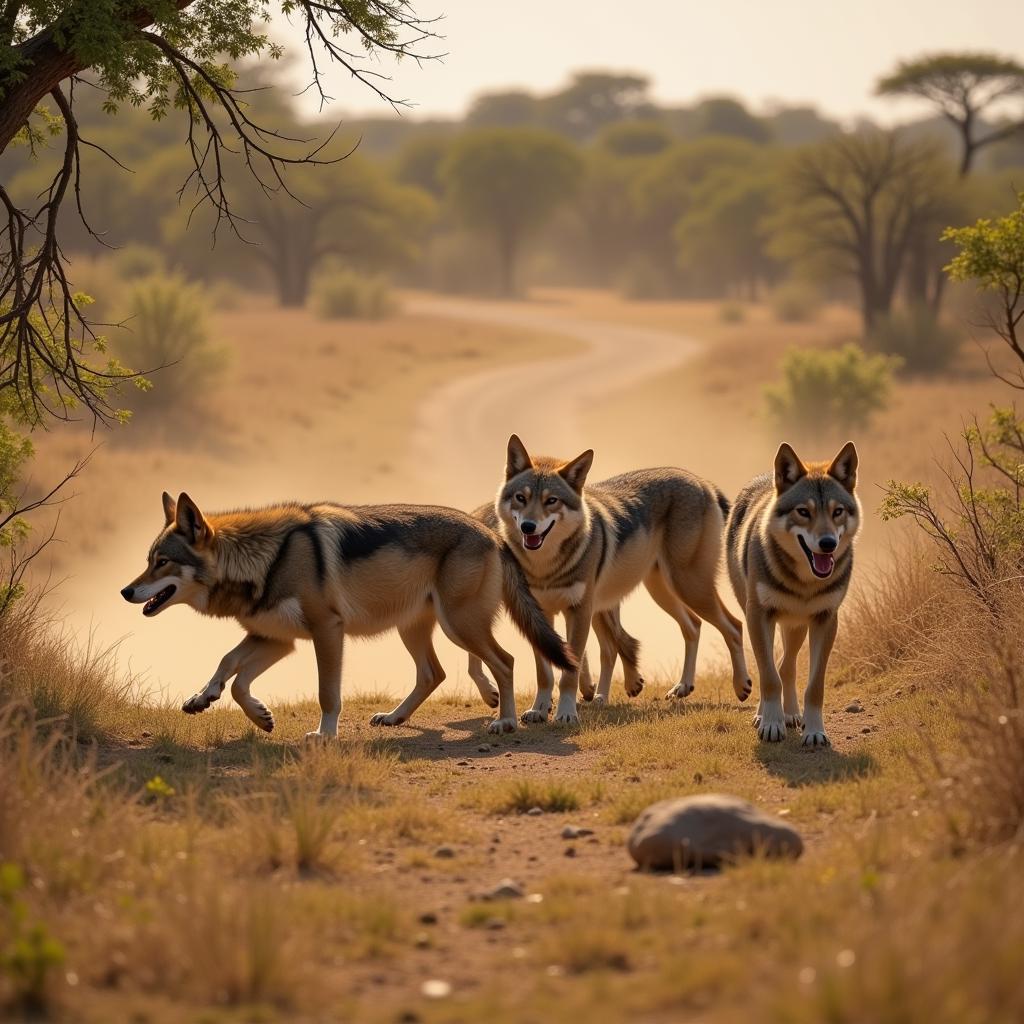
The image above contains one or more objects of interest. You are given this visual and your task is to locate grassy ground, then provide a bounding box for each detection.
[3,588,1022,1024]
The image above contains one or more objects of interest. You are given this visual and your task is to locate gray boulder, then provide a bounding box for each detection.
[627,794,803,871]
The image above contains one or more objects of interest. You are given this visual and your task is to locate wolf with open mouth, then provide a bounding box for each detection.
[726,441,861,748]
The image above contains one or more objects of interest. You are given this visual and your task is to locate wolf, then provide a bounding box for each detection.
[726,442,861,747]
[121,492,575,738]
[466,435,751,725]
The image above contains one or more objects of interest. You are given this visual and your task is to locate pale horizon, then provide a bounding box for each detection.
[271,0,1024,125]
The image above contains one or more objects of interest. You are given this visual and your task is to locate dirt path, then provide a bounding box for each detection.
[404,294,702,507]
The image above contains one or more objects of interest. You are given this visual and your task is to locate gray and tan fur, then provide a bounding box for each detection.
[726,442,861,747]
[121,492,575,738]
[468,435,752,725]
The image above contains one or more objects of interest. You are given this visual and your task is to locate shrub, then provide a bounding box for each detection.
[769,279,822,322]
[867,304,962,374]
[118,274,226,415]
[616,253,673,301]
[311,270,397,320]
[110,244,166,281]
[764,343,898,439]
[718,300,746,323]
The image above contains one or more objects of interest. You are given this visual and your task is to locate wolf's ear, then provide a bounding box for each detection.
[175,492,211,546]
[161,491,176,527]
[558,449,594,493]
[774,443,807,494]
[506,434,533,480]
[827,441,858,492]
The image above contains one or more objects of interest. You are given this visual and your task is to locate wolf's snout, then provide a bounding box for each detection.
[818,535,837,553]
[520,520,537,535]
[120,585,135,601]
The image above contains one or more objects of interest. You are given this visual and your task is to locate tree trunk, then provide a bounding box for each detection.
[272,256,313,308]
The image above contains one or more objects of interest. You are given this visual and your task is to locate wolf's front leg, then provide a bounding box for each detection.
[802,612,838,748]
[521,643,555,724]
[746,604,786,742]
[309,620,344,740]
[230,638,294,732]
[553,601,593,725]
[181,635,283,719]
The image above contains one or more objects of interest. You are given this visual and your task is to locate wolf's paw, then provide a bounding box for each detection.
[480,686,500,709]
[802,728,830,749]
[370,711,406,727]
[666,681,694,700]
[591,693,607,706]
[756,705,787,743]
[579,679,596,703]
[785,712,803,728]
[488,716,518,735]
[734,677,753,703]
[553,699,579,725]
[625,675,645,698]
[521,708,549,725]
[182,691,214,715]
[251,705,275,732]
[303,730,335,743]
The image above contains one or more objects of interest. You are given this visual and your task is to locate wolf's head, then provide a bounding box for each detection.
[768,442,861,581]
[497,435,593,556]
[121,492,216,616]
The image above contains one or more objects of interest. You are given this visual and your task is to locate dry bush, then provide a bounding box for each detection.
[770,278,822,322]
[311,269,398,320]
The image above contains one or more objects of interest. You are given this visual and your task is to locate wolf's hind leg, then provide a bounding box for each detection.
[779,624,807,728]
[467,656,500,709]
[372,609,449,726]
[644,567,699,699]
[229,638,294,732]
[522,615,556,724]
[183,634,292,723]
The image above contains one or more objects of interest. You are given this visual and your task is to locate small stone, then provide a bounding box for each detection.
[421,979,452,999]
[861,726,871,734]
[627,794,803,871]
[478,745,490,753]
[526,806,544,816]
[484,879,524,901]
[560,825,595,840]
[564,846,577,858]
[397,1012,421,1024]
[418,912,437,925]
[456,760,470,766]
[140,730,152,738]
[845,702,864,713]
[156,752,173,763]
[434,845,456,859]
[413,932,430,949]
[485,918,506,931]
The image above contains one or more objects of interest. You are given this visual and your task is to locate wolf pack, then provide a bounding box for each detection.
[121,437,861,749]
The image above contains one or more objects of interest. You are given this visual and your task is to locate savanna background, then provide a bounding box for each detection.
[2,2,1024,1021]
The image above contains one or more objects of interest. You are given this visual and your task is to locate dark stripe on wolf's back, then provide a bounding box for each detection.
[296,521,327,584]
[257,524,309,610]
[594,511,611,579]
[337,517,410,563]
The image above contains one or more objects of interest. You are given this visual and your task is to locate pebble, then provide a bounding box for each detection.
[421,979,452,999]
[526,806,544,816]
[418,912,437,925]
[434,845,456,859]
[561,825,595,840]
[564,847,577,858]
[845,702,864,713]
[477,745,490,753]
[483,879,524,901]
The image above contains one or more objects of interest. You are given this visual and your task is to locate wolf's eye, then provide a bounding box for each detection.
[155,558,169,569]
[544,497,559,507]
[514,493,526,505]
[832,508,844,519]
[796,508,811,519]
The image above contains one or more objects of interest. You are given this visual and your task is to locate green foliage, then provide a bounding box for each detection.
[692,96,771,143]
[770,279,822,323]
[442,127,582,294]
[0,862,65,1015]
[110,243,167,281]
[118,275,224,414]
[765,344,898,439]
[867,305,962,374]
[595,120,673,158]
[311,270,397,320]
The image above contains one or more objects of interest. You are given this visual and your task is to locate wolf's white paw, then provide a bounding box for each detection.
[785,712,803,728]
[592,693,607,706]
[521,706,550,725]
[182,692,213,714]
[251,705,275,732]
[553,697,579,725]
[480,687,500,709]
[757,703,787,743]
[802,729,830,749]
[625,675,645,698]
[370,711,405,727]
[488,716,518,735]
[667,681,694,700]
[303,730,334,743]
[734,677,753,703]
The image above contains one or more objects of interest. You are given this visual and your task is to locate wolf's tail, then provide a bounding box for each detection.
[500,548,577,672]
[715,487,731,521]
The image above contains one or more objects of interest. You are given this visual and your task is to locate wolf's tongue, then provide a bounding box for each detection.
[524,534,543,550]
[812,552,835,576]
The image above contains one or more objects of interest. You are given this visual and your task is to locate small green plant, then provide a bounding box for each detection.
[764,343,898,439]
[719,300,746,323]
[119,274,226,415]
[0,863,65,1015]
[490,778,581,815]
[144,775,176,801]
[311,270,397,320]
[770,279,822,323]
[868,304,961,374]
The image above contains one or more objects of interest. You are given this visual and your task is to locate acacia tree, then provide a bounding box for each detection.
[0,1,437,429]
[775,131,952,332]
[877,53,1024,176]
[442,128,582,296]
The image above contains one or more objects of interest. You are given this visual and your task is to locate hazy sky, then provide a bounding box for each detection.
[272,0,1024,124]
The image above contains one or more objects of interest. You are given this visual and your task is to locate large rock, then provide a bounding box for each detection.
[627,794,803,871]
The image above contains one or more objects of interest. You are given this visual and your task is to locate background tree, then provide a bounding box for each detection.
[773,132,953,331]
[541,72,655,141]
[877,53,1024,176]
[442,128,582,296]
[692,96,771,143]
